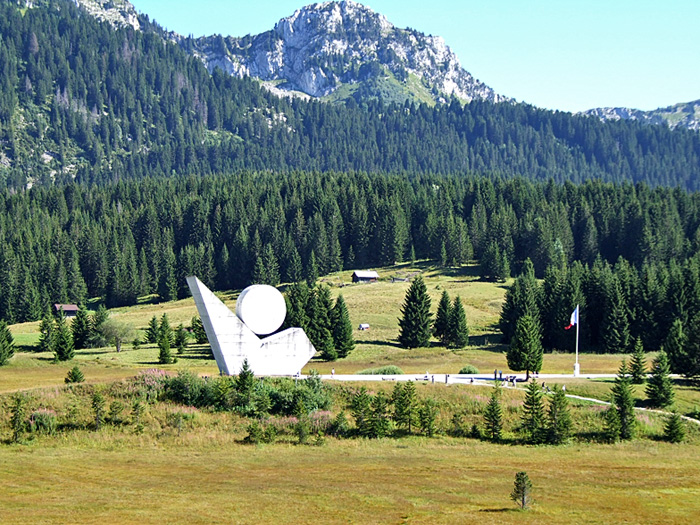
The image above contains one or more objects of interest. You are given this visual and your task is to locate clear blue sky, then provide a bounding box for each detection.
[129,0,700,113]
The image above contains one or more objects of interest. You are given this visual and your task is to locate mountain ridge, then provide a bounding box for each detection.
[581,99,700,132]
[163,1,507,106]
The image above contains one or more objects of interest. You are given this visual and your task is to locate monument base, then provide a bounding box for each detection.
[573,362,580,377]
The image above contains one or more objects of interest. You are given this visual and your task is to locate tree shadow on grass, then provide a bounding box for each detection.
[479,508,518,513]
[358,339,402,349]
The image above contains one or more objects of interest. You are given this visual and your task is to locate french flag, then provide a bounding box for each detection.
[565,305,579,330]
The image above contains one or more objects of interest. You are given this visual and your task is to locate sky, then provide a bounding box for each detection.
[128,0,700,113]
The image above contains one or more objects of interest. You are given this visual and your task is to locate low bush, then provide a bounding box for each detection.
[29,408,57,435]
[458,365,479,374]
[357,365,404,375]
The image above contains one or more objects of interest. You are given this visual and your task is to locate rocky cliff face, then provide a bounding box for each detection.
[582,100,700,132]
[72,0,141,30]
[183,1,508,105]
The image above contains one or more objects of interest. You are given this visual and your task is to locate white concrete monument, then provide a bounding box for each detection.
[186,276,317,376]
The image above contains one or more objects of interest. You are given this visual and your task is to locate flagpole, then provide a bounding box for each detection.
[574,304,580,377]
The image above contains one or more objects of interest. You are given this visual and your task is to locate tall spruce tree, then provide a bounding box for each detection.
[645,351,674,408]
[678,312,700,380]
[602,278,631,353]
[433,291,451,344]
[507,315,543,380]
[629,337,647,384]
[0,320,16,366]
[663,318,688,375]
[521,380,546,444]
[499,259,541,343]
[446,296,469,349]
[546,385,572,444]
[53,312,74,362]
[284,282,310,331]
[71,305,91,350]
[398,276,432,349]
[611,360,636,440]
[306,286,335,360]
[331,294,354,358]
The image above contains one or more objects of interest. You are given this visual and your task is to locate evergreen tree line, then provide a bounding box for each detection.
[283,283,354,361]
[499,256,700,378]
[4,171,700,323]
[2,0,700,190]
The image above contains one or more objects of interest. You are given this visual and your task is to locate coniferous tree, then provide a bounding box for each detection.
[159,314,174,347]
[53,312,74,362]
[629,337,647,384]
[446,296,469,349]
[603,406,621,443]
[306,286,335,360]
[418,398,438,437]
[602,278,631,353]
[521,380,546,444]
[645,351,674,408]
[511,471,534,510]
[284,282,310,331]
[88,305,109,347]
[678,312,700,380]
[392,381,418,434]
[351,387,372,438]
[331,294,354,358]
[663,413,685,443]
[305,251,319,287]
[92,392,106,431]
[663,318,688,375]
[190,316,208,344]
[65,365,84,384]
[398,276,432,349]
[71,305,91,350]
[433,291,451,344]
[157,328,173,365]
[483,384,503,442]
[0,320,16,366]
[145,315,160,345]
[507,315,543,380]
[546,385,572,445]
[174,324,188,354]
[369,392,391,438]
[611,361,636,440]
[499,259,540,343]
[38,314,55,354]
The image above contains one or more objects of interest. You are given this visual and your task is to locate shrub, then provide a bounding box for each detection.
[164,370,207,406]
[459,365,479,374]
[29,409,57,435]
[357,365,404,375]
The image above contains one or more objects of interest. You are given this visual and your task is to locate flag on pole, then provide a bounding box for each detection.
[565,305,579,330]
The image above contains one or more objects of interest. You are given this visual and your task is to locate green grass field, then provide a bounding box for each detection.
[2,263,700,523]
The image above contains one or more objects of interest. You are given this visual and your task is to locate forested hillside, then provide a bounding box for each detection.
[1,171,700,338]
[1,0,700,190]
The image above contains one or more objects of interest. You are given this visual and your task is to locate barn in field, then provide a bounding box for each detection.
[351,270,379,283]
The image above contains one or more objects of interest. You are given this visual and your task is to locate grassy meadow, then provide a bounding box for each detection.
[2,263,700,523]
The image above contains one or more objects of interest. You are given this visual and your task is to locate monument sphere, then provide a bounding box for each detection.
[236,285,287,335]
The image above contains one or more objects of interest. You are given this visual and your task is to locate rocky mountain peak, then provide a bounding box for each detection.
[186,1,508,105]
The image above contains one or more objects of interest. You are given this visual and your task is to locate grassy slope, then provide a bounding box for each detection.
[3,263,629,391]
[2,263,700,523]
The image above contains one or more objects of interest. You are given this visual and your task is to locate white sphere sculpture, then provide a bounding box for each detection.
[236,285,287,335]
